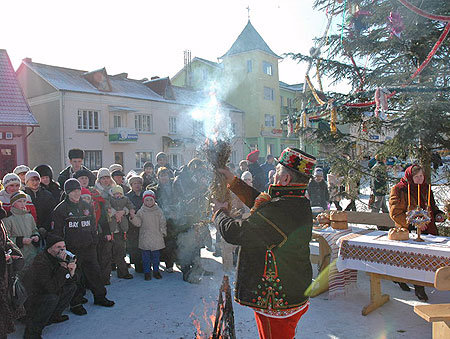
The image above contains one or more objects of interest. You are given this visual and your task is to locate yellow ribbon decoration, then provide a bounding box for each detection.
[330,106,337,133]
[305,74,326,106]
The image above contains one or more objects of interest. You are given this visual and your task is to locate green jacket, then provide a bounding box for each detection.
[214,178,312,312]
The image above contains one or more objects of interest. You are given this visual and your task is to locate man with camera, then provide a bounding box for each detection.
[52,179,114,316]
[22,234,77,339]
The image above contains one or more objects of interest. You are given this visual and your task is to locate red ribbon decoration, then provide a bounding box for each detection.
[398,0,450,22]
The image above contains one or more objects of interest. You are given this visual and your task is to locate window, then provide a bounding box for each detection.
[135,114,153,132]
[280,95,284,108]
[263,62,273,76]
[231,123,237,136]
[169,154,180,168]
[247,60,252,73]
[169,117,177,134]
[84,151,102,170]
[77,110,99,130]
[193,120,204,137]
[265,114,275,127]
[135,152,153,169]
[264,87,274,101]
[113,115,122,128]
[287,98,293,108]
[231,151,237,166]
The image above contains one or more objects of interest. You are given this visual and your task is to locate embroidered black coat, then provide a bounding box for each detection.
[213,178,312,311]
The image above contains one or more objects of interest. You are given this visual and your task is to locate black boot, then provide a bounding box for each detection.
[70,305,87,316]
[394,281,410,292]
[94,296,115,307]
[414,285,428,301]
[153,271,162,279]
[144,272,152,280]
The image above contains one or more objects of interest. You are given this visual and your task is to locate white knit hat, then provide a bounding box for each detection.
[241,171,252,181]
[13,165,30,175]
[25,170,41,183]
[97,167,111,180]
[109,164,123,173]
[2,173,21,188]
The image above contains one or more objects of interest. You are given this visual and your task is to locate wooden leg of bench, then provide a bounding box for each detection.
[362,273,390,316]
[317,237,331,272]
[433,320,450,339]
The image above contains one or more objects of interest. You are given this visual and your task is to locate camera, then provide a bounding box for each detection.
[64,250,77,263]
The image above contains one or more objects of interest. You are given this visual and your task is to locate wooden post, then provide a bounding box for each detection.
[362,273,390,316]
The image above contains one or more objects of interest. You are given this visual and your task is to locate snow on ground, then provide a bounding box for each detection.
[9,245,450,339]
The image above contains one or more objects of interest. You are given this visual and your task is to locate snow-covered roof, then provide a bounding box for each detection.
[0,50,38,126]
[279,81,304,92]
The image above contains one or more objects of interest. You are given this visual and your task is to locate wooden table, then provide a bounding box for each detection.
[336,231,450,315]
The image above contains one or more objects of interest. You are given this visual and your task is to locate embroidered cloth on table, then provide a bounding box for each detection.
[336,230,450,283]
[313,227,373,298]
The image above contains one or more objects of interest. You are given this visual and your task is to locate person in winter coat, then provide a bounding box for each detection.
[130,190,167,281]
[236,160,248,179]
[34,164,62,202]
[108,186,134,280]
[111,170,130,194]
[389,164,445,301]
[125,175,144,273]
[13,165,30,190]
[22,234,77,339]
[327,170,343,210]
[307,168,329,210]
[0,173,37,222]
[212,147,315,339]
[0,204,23,339]
[246,150,266,192]
[52,179,114,315]
[260,154,276,186]
[57,148,96,188]
[241,171,253,187]
[3,192,40,275]
[371,155,389,213]
[24,171,56,233]
[140,162,158,189]
[154,152,174,178]
[152,167,177,273]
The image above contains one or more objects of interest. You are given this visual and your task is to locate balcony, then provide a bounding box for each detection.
[109,127,138,143]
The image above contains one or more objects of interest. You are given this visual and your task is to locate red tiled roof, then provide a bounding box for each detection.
[0,49,38,126]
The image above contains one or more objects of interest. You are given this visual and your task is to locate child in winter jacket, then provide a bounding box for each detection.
[130,190,166,281]
[0,173,37,222]
[3,191,40,274]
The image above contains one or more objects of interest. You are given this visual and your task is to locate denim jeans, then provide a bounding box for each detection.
[141,250,160,273]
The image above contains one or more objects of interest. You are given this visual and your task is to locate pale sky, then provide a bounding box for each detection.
[2,0,338,88]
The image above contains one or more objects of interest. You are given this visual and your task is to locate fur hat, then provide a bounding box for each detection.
[64,178,81,195]
[278,147,316,176]
[2,173,21,189]
[68,148,84,160]
[111,170,125,177]
[45,233,65,250]
[13,165,30,175]
[10,191,27,205]
[142,189,156,201]
[111,186,124,196]
[25,170,40,183]
[97,168,111,180]
[246,150,260,163]
[34,164,53,180]
[128,175,143,186]
[241,171,253,181]
[74,169,91,179]
[109,164,123,173]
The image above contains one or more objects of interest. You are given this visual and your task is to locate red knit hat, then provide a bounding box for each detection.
[246,150,260,163]
[81,188,92,197]
[143,189,156,202]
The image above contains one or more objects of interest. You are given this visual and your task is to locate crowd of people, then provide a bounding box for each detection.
[0,146,446,339]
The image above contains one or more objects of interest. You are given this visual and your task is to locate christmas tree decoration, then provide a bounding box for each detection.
[350,10,372,35]
[388,11,404,38]
[374,87,390,119]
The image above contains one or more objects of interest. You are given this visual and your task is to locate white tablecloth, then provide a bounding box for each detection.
[336,231,450,283]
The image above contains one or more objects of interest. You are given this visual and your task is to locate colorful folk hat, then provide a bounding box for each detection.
[278,147,316,176]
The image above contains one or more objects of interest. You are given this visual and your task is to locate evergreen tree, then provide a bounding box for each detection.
[290,0,450,183]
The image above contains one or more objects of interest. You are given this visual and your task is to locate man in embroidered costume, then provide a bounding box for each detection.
[212,147,316,339]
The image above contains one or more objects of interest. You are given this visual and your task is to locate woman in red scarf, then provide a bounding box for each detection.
[389,164,445,300]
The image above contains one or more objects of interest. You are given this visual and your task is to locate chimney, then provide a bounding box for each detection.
[113,72,128,79]
[151,76,160,80]
[23,57,32,63]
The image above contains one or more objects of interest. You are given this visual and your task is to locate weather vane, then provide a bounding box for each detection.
[246,5,250,20]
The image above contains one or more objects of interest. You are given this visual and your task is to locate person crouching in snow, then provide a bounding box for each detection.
[108,186,134,279]
[130,190,166,281]
[3,191,40,275]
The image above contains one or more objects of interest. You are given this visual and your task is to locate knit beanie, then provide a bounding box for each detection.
[156,152,167,161]
[143,161,154,169]
[64,178,81,194]
[97,168,111,180]
[74,169,91,179]
[111,186,124,196]
[241,171,252,181]
[13,165,30,175]
[109,164,123,173]
[10,191,27,205]
[128,175,143,186]
[2,173,21,189]
[25,170,41,183]
[45,233,65,250]
[34,164,54,180]
[142,189,155,202]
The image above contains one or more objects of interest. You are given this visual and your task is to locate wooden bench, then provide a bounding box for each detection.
[414,266,450,339]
